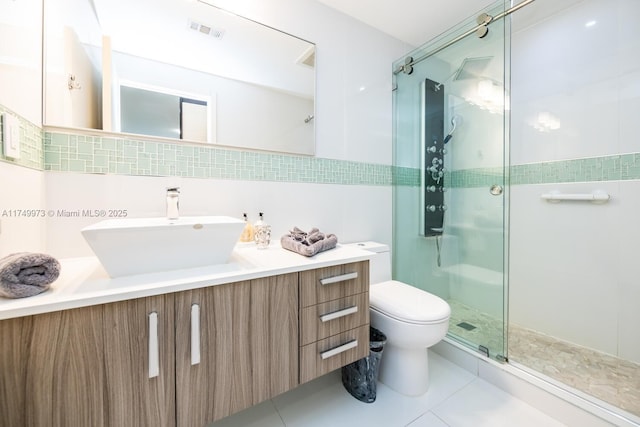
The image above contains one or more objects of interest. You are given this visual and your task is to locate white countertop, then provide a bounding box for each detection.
[0,243,373,320]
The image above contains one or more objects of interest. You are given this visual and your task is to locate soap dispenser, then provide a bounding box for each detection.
[254,212,271,249]
[239,213,255,242]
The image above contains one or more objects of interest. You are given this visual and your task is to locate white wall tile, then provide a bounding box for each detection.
[43,172,391,259]
[509,182,621,355]
[510,0,633,164]
[205,0,411,164]
[0,163,45,257]
[615,180,640,364]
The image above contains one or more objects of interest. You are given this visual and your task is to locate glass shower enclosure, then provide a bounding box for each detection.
[392,1,509,361]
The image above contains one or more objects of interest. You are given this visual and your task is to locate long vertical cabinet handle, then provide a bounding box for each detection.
[148,312,159,379]
[191,304,201,366]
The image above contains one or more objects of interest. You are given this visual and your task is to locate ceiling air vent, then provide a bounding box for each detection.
[188,19,225,39]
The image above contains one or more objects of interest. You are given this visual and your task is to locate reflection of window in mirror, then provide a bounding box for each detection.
[180,99,207,142]
[118,82,213,143]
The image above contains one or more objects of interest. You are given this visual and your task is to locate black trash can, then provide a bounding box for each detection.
[341,327,387,403]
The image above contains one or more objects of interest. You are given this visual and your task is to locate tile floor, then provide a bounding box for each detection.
[209,351,566,427]
[447,299,640,419]
[509,324,640,418]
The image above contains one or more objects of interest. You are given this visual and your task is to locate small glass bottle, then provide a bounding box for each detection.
[254,212,271,249]
[239,213,255,242]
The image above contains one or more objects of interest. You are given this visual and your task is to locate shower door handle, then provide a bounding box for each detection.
[490,184,503,195]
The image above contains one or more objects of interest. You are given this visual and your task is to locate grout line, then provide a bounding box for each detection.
[428,378,481,419]
[404,410,452,427]
[270,398,288,427]
[432,411,452,427]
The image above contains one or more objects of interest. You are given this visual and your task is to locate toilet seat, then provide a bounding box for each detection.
[370,280,450,325]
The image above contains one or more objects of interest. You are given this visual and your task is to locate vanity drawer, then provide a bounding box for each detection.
[299,261,369,307]
[300,293,369,346]
[300,324,369,384]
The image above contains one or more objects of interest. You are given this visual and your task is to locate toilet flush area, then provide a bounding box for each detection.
[393,0,640,422]
[392,0,510,362]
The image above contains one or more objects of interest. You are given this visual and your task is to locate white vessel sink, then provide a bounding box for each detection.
[81,216,245,277]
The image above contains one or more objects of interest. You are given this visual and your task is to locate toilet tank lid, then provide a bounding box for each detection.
[345,241,389,253]
[371,280,451,324]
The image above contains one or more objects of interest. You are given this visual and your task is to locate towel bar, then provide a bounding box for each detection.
[541,190,610,203]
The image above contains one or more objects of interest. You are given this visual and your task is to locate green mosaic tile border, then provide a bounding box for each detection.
[450,168,504,188]
[34,130,640,187]
[394,153,640,188]
[44,131,392,185]
[392,166,420,186]
[510,154,640,185]
[0,105,43,170]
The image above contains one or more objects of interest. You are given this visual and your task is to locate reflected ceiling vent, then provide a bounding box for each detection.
[296,46,315,68]
[188,19,225,39]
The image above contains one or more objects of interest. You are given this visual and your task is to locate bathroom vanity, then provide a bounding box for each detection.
[0,244,371,427]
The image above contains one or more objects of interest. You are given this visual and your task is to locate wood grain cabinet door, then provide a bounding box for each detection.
[0,306,106,427]
[250,273,299,404]
[175,281,253,427]
[0,294,176,427]
[175,274,299,427]
[103,294,176,427]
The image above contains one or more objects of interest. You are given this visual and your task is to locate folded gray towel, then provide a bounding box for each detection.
[308,230,325,244]
[0,253,61,298]
[290,226,308,243]
[281,227,338,257]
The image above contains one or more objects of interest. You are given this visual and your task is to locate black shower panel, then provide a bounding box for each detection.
[423,78,446,237]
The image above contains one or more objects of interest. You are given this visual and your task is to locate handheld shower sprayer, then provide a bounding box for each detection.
[443,115,461,144]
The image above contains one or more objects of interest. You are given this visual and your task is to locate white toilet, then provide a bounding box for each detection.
[351,241,451,396]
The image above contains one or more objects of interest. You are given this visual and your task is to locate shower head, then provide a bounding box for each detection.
[434,56,493,92]
[453,56,492,81]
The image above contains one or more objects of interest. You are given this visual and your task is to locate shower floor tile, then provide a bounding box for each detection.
[509,323,640,418]
[446,299,640,419]
[446,299,505,357]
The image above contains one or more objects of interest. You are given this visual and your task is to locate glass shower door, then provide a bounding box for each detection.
[392,1,509,361]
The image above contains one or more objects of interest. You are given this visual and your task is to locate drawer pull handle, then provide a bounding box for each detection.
[320,272,358,286]
[148,312,159,379]
[191,304,200,366]
[320,306,358,322]
[320,339,358,360]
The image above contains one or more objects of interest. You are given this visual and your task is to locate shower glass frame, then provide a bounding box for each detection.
[392,0,510,362]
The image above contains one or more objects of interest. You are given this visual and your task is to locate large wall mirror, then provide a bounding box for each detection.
[0,0,42,125]
[43,0,316,155]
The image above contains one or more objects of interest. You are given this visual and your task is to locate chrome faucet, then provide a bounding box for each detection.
[166,187,180,219]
